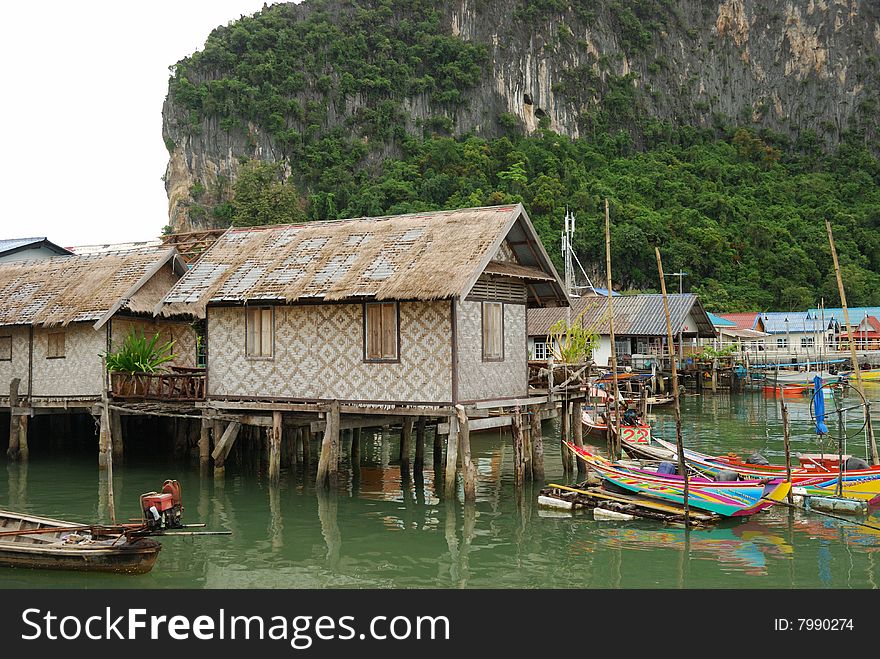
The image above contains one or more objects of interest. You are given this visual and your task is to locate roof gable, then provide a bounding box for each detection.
[162,204,568,313]
[0,247,184,328]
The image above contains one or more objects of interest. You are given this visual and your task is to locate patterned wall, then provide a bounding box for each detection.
[31,323,106,398]
[0,326,30,396]
[208,301,453,403]
[456,300,527,402]
[110,317,198,370]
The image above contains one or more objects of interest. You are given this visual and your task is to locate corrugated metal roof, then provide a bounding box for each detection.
[161,204,568,313]
[807,307,880,327]
[0,237,72,257]
[758,311,825,334]
[528,294,715,338]
[707,312,736,327]
[717,312,760,330]
[0,246,180,327]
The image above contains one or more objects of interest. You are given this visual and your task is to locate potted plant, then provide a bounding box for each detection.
[106,330,176,398]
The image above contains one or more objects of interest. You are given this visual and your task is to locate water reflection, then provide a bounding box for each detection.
[0,392,879,589]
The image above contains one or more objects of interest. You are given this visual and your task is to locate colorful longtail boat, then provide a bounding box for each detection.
[565,442,791,518]
[652,438,880,505]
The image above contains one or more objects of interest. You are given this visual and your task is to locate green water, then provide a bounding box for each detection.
[1,391,879,589]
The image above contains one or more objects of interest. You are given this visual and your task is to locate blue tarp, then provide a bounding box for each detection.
[813,375,828,435]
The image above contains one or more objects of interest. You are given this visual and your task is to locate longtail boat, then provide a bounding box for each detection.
[566,442,792,518]
[652,438,880,505]
[582,409,652,444]
[0,510,161,574]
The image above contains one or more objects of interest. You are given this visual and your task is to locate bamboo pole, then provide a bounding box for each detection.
[826,218,879,465]
[529,404,545,480]
[656,247,689,527]
[780,395,794,504]
[605,198,622,459]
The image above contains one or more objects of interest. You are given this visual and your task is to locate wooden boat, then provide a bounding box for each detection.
[621,394,674,407]
[652,438,880,505]
[582,409,651,444]
[0,510,161,574]
[565,443,792,517]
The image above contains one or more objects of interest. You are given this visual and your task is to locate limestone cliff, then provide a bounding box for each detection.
[162,0,880,231]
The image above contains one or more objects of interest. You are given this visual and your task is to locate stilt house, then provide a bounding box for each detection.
[160,204,568,406]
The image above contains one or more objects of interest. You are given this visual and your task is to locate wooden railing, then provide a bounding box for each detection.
[110,367,206,402]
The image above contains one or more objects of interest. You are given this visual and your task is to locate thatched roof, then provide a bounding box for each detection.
[161,204,568,314]
[529,294,716,338]
[0,246,187,328]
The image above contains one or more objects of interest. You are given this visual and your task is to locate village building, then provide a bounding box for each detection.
[0,237,72,263]
[527,294,715,368]
[755,311,827,354]
[708,312,769,351]
[0,246,197,407]
[160,204,568,408]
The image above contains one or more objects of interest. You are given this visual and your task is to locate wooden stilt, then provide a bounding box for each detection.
[512,405,525,486]
[302,426,311,468]
[269,411,282,484]
[529,405,545,480]
[572,399,585,475]
[7,378,21,461]
[317,401,340,488]
[98,404,112,470]
[444,416,460,499]
[199,417,211,473]
[433,424,443,466]
[414,417,426,473]
[211,421,240,478]
[400,417,413,470]
[350,427,360,467]
[110,410,124,464]
[455,405,476,502]
[17,414,28,462]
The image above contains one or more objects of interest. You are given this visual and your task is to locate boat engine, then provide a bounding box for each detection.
[140,480,184,531]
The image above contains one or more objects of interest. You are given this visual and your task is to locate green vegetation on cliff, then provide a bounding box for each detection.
[165,1,880,312]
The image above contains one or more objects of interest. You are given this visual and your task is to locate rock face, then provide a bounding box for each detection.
[162,0,880,231]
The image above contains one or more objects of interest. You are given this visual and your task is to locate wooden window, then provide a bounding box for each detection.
[364,302,399,362]
[0,335,10,361]
[482,301,504,361]
[246,307,274,358]
[47,331,65,359]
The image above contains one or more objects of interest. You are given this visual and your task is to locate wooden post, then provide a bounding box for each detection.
[560,401,572,474]
[512,405,525,486]
[455,405,476,502]
[17,414,29,462]
[433,424,443,467]
[350,427,360,468]
[826,218,879,465]
[7,378,22,461]
[110,410,124,464]
[269,411,282,484]
[444,415,459,499]
[302,426,311,468]
[605,198,622,460]
[317,401,340,488]
[780,396,794,505]
[529,405,545,480]
[657,247,689,527]
[98,407,112,470]
[711,359,718,394]
[400,417,413,470]
[212,421,241,478]
[199,416,211,469]
[572,399,585,475]
[414,417,426,473]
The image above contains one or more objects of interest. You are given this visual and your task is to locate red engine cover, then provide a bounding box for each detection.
[142,493,174,512]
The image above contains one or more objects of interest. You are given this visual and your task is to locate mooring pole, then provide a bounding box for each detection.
[605,198,622,459]
[780,395,794,505]
[656,247,689,527]
[826,218,878,464]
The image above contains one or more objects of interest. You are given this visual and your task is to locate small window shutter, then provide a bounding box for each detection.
[246,308,257,356]
[58,332,65,357]
[366,304,382,360]
[381,303,397,359]
[261,308,273,357]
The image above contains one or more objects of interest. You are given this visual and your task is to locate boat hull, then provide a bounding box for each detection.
[566,443,791,518]
[0,509,161,574]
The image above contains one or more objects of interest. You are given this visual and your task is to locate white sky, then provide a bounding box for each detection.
[0,1,272,248]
